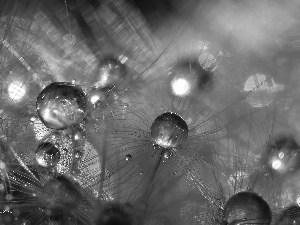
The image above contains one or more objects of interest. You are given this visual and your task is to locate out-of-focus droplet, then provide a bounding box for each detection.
[169,59,214,97]
[5,194,13,201]
[244,74,284,108]
[198,53,216,70]
[171,77,191,97]
[39,175,82,214]
[8,81,26,101]
[278,205,300,225]
[267,135,300,175]
[35,142,60,168]
[36,82,86,130]
[151,112,188,148]
[224,192,271,225]
[12,209,20,217]
[125,154,132,161]
[4,205,10,211]
[95,202,133,225]
[94,57,126,90]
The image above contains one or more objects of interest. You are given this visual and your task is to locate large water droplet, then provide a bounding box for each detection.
[224,191,271,225]
[36,82,86,130]
[151,112,188,148]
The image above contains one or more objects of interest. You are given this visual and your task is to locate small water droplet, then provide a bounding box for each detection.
[74,151,82,159]
[125,154,132,161]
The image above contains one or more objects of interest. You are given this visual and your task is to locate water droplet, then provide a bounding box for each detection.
[125,154,132,161]
[36,82,86,130]
[94,56,126,90]
[224,192,271,225]
[163,149,173,159]
[151,112,188,148]
[35,142,61,168]
[74,151,82,159]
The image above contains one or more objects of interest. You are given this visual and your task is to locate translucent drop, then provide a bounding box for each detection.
[35,142,61,168]
[36,82,86,130]
[169,58,214,96]
[94,56,126,90]
[267,135,300,174]
[151,112,188,148]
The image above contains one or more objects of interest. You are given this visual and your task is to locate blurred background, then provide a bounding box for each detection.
[1,0,300,224]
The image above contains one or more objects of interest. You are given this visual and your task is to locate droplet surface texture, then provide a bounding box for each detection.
[94,57,126,90]
[224,192,271,225]
[36,82,86,130]
[35,142,60,168]
[151,112,188,148]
